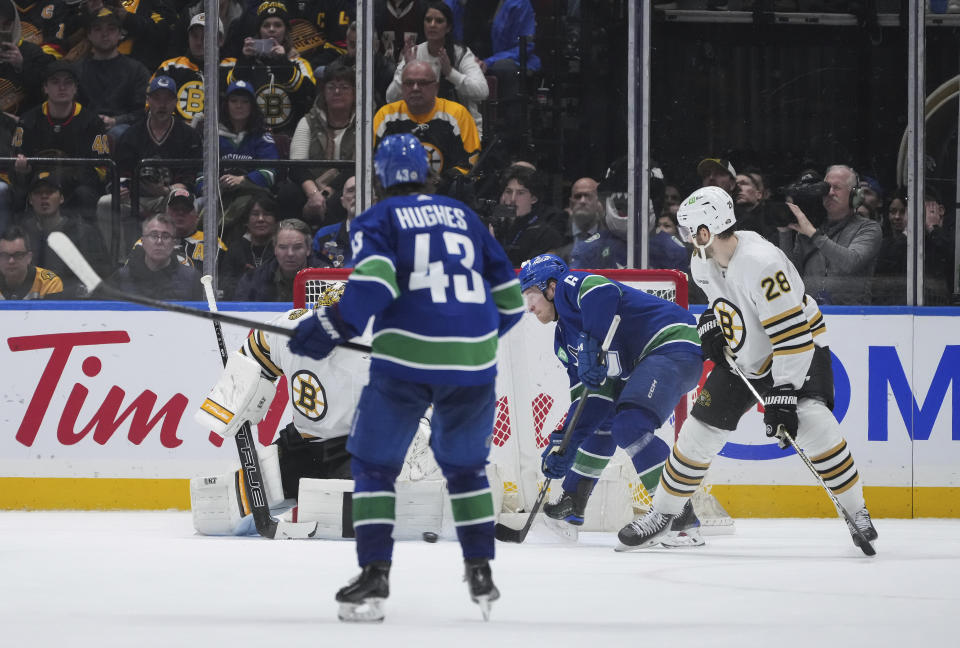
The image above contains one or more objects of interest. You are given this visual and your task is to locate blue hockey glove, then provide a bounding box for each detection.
[540,432,575,480]
[763,385,799,449]
[697,308,730,366]
[288,305,354,360]
[576,332,606,390]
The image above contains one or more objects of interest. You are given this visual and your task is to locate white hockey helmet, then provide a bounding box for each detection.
[676,186,736,249]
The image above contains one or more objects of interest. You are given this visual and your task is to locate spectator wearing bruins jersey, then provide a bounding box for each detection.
[0,225,63,300]
[0,0,56,115]
[152,12,233,124]
[13,60,109,219]
[226,2,316,139]
[372,60,478,179]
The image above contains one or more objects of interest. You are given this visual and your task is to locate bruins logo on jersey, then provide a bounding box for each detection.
[290,369,327,421]
[256,86,292,127]
[178,80,205,120]
[712,298,746,352]
[421,141,444,172]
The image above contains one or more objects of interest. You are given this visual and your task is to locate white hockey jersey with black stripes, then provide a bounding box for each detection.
[690,231,828,389]
[241,308,371,440]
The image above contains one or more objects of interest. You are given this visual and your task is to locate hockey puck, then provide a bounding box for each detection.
[422,531,439,543]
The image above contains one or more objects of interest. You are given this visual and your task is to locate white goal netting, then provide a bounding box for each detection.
[294,267,733,534]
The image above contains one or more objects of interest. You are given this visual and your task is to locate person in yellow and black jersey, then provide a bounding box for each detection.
[12,60,109,219]
[373,60,478,180]
[151,12,233,125]
[0,0,57,115]
[0,225,63,300]
[226,1,316,139]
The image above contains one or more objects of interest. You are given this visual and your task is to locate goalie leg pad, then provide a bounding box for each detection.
[275,423,351,499]
[294,478,357,539]
[652,416,730,515]
[190,443,285,535]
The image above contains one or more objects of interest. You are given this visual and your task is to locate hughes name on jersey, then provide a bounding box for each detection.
[336,193,523,386]
[691,230,827,388]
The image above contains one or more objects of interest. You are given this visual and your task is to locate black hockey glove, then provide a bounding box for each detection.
[697,308,729,366]
[763,385,798,449]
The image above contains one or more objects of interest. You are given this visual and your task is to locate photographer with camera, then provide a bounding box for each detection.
[777,164,881,305]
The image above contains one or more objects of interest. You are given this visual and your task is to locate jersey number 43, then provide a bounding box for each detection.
[409,232,486,304]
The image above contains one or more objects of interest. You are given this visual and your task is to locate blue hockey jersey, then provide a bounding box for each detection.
[553,271,700,397]
[337,192,524,385]
[550,272,700,439]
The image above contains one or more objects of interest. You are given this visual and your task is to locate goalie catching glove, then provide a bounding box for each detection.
[194,351,276,438]
[763,385,798,449]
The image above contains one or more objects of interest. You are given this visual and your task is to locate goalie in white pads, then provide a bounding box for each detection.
[617,186,877,553]
[190,285,374,537]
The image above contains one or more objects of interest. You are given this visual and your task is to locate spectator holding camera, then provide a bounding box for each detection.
[495,164,568,267]
[778,164,882,305]
[228,1,317,139]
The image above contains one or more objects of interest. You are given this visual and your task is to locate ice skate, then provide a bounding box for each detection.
[543,490,585,526]
[615,508,674,551]
[661,499,705,548]
[464,557,500,621]
[846,507,878,552]
[336,561,390,622]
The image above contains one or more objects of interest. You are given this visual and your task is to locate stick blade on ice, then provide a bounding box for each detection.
[47,231,104,293]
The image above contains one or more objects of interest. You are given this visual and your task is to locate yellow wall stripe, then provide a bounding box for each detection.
[0,478,190,510]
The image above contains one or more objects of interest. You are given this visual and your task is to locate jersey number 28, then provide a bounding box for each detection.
[409,232,485,304]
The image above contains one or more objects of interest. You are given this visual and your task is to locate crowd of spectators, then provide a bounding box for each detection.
[0,0,954,307]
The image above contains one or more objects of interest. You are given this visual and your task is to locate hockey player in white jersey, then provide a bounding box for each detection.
[617,186,877,553]
[190,284,372,536]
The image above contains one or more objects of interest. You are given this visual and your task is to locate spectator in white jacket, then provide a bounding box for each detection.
[385,1,489,137]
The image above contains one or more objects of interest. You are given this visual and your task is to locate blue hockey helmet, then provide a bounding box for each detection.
[519,254,568,293]
[374,134,429,189]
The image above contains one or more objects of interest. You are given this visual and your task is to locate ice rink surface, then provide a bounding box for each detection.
[2,512,957,648]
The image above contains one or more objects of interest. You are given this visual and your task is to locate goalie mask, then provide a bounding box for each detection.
[676,186,736,250]
[314,281,346,307]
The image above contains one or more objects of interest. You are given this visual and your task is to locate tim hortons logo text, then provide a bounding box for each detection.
[7,331,190,448]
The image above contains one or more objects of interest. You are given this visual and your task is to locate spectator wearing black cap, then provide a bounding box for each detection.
[0,225,63,300]
[161,186,227,268]
[13,60,109,220]
[171,0,247,60]
[227,1,317,139]
[15,171,111,297]
[152,13,233,125]
[697,157,738,196]
[0,0,57,115]
[99,75,202,255]
[78,8,151,141]
[81,0,176,71]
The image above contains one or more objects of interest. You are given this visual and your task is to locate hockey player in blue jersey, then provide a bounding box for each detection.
[519,254,705,546]
[288,134,524,622]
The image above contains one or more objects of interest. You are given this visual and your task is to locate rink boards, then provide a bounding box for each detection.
[0,301,958,517]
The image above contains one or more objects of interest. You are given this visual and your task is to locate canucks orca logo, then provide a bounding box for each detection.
[712,298,745,352]
[290,370,327,421]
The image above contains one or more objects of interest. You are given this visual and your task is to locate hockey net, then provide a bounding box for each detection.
[294,267,733,534]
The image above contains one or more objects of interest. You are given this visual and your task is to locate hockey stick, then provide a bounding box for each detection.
[495,315,621,544]
[201,275,320,540]
[46,232,371,353]
[726,358,876,556]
